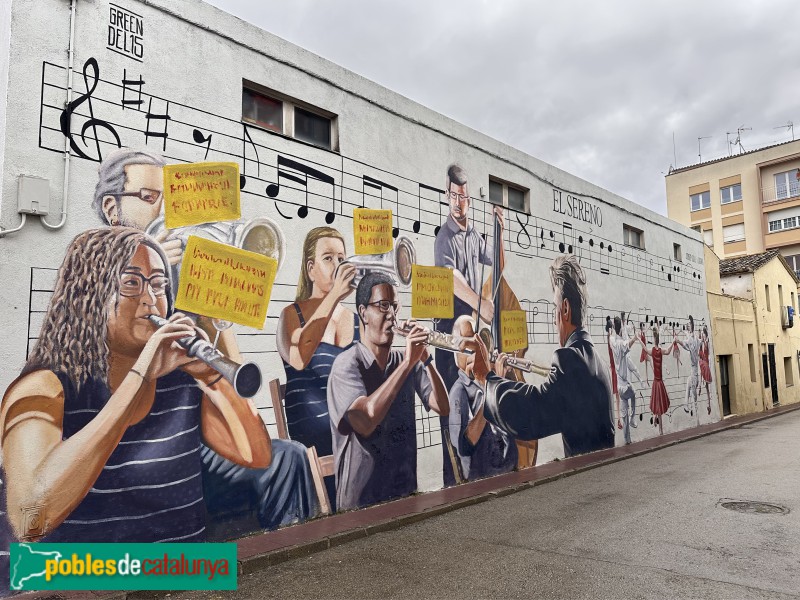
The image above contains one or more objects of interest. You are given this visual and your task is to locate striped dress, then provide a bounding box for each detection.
[44,369,207,544]
[282,303,357,457]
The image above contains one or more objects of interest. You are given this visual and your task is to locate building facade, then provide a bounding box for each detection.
[705,246,800,416]
[666,140,800,272]
[0,0,718,576]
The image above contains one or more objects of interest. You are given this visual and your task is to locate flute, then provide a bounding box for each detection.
[491,351,552,377]
[147,315,262,398]
[392,323,474,355]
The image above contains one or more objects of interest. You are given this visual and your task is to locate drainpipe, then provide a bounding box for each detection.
[41,0,76,231]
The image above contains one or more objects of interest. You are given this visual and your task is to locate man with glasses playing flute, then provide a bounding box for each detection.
[327,272,449,511]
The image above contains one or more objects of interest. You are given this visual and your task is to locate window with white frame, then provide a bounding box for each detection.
[703,229,713,246]
[489,178,528,212]
[690,191,711,211]
[623,224,645,249]
[769,216,800,233]
[720,183,742,204]
[774,169,800,200]
[242,83,337,150]
[722,223,745,243]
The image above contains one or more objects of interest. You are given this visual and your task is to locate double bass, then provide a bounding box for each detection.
[478,206,538,469]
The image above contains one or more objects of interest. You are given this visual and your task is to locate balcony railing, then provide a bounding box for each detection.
[762,182,800,204]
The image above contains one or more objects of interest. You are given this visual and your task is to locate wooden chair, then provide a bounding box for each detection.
[268,379,334,515]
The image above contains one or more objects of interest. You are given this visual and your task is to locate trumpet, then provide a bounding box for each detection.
[392,322,473,354]
[336,236,416,289]
[147,315,262,398]
[491,350,551,377]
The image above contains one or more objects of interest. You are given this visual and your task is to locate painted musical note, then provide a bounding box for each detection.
[121,70,144,110]
[418,182,443,235]
[598,240,611,275]
[435,200,447,236]
[559,222,574,254]
[516,213,533,250]
[59,57,121,162]
[240,124,260,190]
[144,97,170,151]
[192,129,212,160]
[267,155,336,223]
[362,175,400,237]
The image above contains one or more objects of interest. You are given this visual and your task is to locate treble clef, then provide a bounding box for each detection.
[59,57,121,162]
[515,213,532,250]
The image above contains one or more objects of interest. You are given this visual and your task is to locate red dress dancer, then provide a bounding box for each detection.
[699,327,712,414]
[643,328,673,435]
[699,340,712,383]
[608,335,618,395]
[649,347,670,433]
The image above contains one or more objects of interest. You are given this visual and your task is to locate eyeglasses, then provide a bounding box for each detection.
[110,188,164,205]
[447,190,470,202]
[119,272,170,297]
[367,300,400,314]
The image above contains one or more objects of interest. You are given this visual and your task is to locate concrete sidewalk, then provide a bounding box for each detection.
[20,402,800,599]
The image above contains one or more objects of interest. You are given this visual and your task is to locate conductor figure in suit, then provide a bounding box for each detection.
[469,255,615,458]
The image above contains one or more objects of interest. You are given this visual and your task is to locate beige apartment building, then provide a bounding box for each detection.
[705,246,800,416]
[666,139,800,273]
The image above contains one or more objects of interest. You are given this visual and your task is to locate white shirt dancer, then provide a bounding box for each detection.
[677,315,701,416]
[620,317,644,386]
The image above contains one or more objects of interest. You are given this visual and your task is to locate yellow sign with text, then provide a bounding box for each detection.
[163,162,241,228]
[411,265,454,319]
[175,236,276,329]
[353,208,393,255]
[500,310,528,353]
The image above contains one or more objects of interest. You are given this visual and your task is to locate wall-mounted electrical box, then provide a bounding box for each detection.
[17,175,50,215]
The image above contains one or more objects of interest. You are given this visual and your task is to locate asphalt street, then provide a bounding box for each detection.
[187,410,800,599]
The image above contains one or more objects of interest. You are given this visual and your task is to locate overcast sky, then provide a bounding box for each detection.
[205,0,798,216]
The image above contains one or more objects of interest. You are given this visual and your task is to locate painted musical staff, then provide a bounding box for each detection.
[39,56,706,297]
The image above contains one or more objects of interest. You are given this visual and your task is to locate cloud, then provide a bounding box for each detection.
[206,0,799,215]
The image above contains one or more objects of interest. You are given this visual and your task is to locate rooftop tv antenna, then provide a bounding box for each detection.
[734,126,751,153]
[725,131,736,156]
[672,131,677,167]
[773,120,795,141]
[697,136,711,163]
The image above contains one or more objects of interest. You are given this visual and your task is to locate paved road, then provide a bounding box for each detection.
[190,411,800,599]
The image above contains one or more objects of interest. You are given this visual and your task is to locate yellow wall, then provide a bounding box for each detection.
[705,247,800,414]
[751,259,800,408]
[707,292,763,415]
